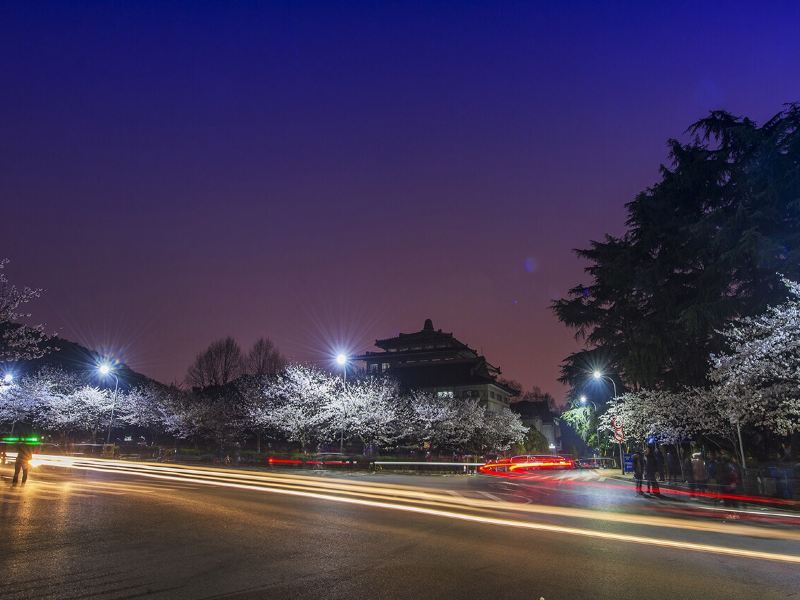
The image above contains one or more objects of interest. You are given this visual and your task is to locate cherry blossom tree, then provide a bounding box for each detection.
[261,364,336,451]
[0,367,78,435]
[324,376,400,453]
[0,258,50,361]
[410,393,485,452]
[479,407,528,452]
[710,278,800,436]
[41,385,113,442]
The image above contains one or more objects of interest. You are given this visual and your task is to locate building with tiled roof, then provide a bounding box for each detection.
[353,319,515,413]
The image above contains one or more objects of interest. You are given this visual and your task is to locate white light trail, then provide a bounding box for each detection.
[18,455,800,564]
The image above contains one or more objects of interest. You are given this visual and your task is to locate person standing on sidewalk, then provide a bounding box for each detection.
[644,446,660,495]
[633,448,644,495]
[12,441,33,485]
[776,441,794,499]
[692,452,707,494]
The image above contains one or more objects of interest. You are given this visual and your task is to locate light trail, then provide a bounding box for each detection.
[479,462,800,509]
[18,454,800,561]
[45,461,800,565]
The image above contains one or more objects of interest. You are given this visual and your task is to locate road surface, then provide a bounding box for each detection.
[1,458,798,599]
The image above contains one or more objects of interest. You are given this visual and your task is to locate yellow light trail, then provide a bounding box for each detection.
[20,454,800,564]
[34,455,800,541]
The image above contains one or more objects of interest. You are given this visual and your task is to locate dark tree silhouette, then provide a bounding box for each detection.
[245,337,286,377]
[553,104,800,390]
[186,336,243,388]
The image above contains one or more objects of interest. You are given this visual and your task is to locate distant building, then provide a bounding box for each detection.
[353,319,515,413]
[511,399,562,452]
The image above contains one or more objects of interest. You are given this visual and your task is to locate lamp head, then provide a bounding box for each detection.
[335,353,347,366]
[592,370,602,380]
[98,363,112,376]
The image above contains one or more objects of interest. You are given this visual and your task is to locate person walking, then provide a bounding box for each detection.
[633,449,644,495]
[12,441,33,485]
[644,446,660,495]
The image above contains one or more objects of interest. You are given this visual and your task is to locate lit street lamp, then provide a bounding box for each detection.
[336,353,348,381]
[591,370,623,474]
[3,373,18,434]
[335,353,348,453]
[592,370,617,398]
[98,362,120,445]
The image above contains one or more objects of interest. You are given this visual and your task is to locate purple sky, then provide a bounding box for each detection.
[2,2,799,398]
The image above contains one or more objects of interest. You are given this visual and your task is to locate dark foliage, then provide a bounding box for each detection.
[553,104,800,390]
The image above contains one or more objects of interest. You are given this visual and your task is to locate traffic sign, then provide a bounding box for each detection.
[611,418,625,443]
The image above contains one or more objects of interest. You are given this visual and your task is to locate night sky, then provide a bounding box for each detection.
[2,2,799,398]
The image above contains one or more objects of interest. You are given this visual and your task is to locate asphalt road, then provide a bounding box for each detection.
[1,459,798,600]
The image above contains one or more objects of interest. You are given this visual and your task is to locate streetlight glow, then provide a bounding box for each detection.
[2,373,12,384]
[592,370,602,380]
[580,395,587,405]
[335,353,347,366]
[96,360,120,444]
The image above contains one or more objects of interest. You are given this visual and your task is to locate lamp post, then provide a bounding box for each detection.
[3,373,17,434]
[336,354,348,453]
[580,395,600,459]
[98,363,119,445]
[592,370,623,474]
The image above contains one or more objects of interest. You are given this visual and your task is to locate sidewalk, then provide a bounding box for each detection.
[599,469,800,513]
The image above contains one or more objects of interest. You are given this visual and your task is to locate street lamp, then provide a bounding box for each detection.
[548,443,556,456]
[3,372,18,434]
[591,370,622,473]
[592,370,618,398]
[97,362,120,445]
[336,353,347,377]
[335,353,348,453]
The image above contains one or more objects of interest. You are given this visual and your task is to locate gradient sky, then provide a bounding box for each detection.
[2,1,799,398]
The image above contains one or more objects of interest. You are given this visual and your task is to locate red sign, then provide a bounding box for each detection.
[611,417,625,443]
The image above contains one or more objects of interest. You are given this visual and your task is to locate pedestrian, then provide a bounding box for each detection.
[681,452,693,493]
[691,452,707,494]
[632,449,644,495]
[655,447,665,482]
[723,454,742,507]
[666,449,679,482]
[776,441,794,500]
[644,446,660,495]
[706,449,717,485]
[12,441,33,485]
